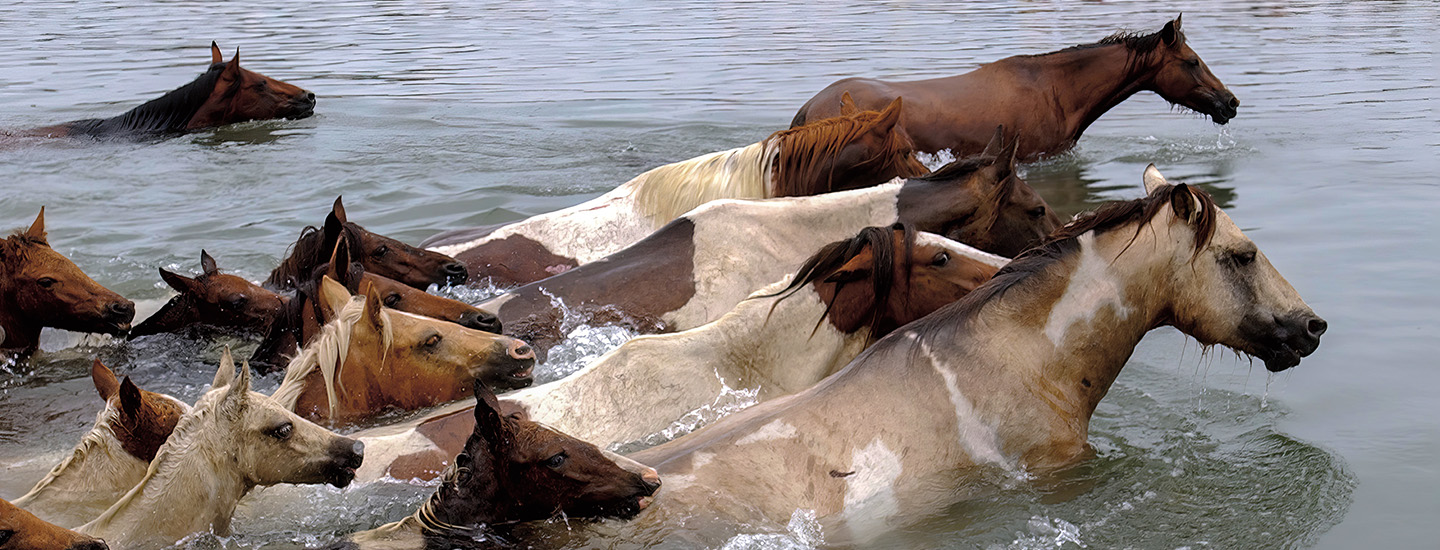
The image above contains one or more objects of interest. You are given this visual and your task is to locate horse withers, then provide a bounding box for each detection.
[0,209,134,357]
[793,15,1238,160]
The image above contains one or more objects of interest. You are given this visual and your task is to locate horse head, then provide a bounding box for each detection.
[90,360,187,463]
[1143,15,1239,124]
[768,96,929,196]
[0,208,134,352]
[0,497,107,550]
[131,250,285,338]
[325,235,501,333]
[423,379,660,529]
[185,42,315,130]
[1139,166,1324,371]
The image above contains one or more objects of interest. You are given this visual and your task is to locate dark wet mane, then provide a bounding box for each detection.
[266,223,365,289]
[763,223,915,336]
[911,155,993,184]
[1021,28,1174,58]
[64,63,228,136]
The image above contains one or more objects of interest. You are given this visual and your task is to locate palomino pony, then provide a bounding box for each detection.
[1,209,134,357]
[340,379,661,550]
[424,98,929,286]
[269,276,535,427]
[267,197,468,290]
[128,250,285,339]
[11,361,188,528]
[792,16,1239,160]
[483,142,1057,355]
[23,42,313,139]
[77,349,364,550]
[0,498,107,550]
[623,166,1326,546]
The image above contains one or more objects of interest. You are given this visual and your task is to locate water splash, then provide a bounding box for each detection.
[992,516,1085,550]
[610,370,759,453]
[719,509,824,550]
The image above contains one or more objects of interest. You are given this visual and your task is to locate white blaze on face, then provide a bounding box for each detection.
[737,419,798,445]
[841,437,903,536]
[1044,232,1132,347]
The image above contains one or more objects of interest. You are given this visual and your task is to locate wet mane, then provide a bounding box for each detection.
[766,109,927,196]
[1026,28,1174,58]
[911,154,993,184]
[65,63,228,136]
[764,223,915,336]
[270,294,392,413]
[267,223,366,289]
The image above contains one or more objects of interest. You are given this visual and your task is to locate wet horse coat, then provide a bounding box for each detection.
[129,250,286,339]
[0,498,107,550]
[267,197,467,291]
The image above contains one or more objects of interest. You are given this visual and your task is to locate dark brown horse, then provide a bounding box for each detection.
[0,498,107,550]
[267,197,467,291]
[0,209,134,357]
[129,250,286,339]
[24,42,313,139]
[792,15,1238,160]
[341,379,660,550]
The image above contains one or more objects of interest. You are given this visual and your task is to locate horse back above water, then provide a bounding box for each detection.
[792,15,1238,160]
[21,42,313,140]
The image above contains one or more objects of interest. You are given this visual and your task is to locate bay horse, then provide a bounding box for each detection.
[11,361,188,529]
[128,250,285,339]
[267,197,468,291]
[0,209,134,357]
[792,15,1239,160]
[423,98,929,287]
[77,349,364,550]
[483,139,1057,356]
[0,498,106,550]
[621,166,1326,546]
[269,276,535,427]
[503,225,1004,451]
[339,379,660,550]
[23,42,313,139]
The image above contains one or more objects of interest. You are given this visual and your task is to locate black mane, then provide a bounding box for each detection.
[1021,28,1172,58]
[64,63,227,136]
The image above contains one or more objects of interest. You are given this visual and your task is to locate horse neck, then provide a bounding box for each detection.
[423,444,508,530]
[714,281,871,393]
[1018,44,1158,141]
[0,283,40,352]
[12,404,149,525]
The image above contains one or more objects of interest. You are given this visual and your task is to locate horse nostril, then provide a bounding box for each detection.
[108,301,135,319]
[444,262,467,274]
[641,467,662,492]
[1230,96,1240,108]
[1307,317,1328,338]
[508,340,535,361]
[306,92,316,102]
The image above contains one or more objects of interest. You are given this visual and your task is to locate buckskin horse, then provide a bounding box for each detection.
[792,16,1238,160]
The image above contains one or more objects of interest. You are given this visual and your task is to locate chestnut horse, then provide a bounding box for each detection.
[0,209,134,357]
[792,16,1239,160]
[23,42,313,139]
[623,167,1326,546]
[484,139,1057,356]
[267,197,467,290]
[340,379,661,550]
[424,98,929,287]
[129,250,285,339]
[269,276,535,427]
[11,361,188,529]
[0,498,106,550]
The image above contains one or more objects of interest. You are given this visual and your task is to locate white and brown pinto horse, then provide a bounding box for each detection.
[424,98,929,287]
[10,361,187,528]
[77,349,364,550]
[483,145,1057,355]
[622,166,1327,546]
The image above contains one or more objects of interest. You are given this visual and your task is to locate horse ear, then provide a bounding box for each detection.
[212,346,237,390]
[330,196,348,225]
[1142,164,1168,194]
[872,97,903,133]
[824,248,874,285]
[221,48,242,79]
[200,250,219,276]
[1161,15,1183,46]
[361,281,386,331]
[25,207,47,243]
[159,268,200,295]
[980,125,1005,157]
[839,91,860,116]
[210,41,222,65]
[92,359,120,401]
[471,381,509,448]
[318,275,353,318]
[119,376,143,417]
[1169,183,1202,224]
[326,235,358,288]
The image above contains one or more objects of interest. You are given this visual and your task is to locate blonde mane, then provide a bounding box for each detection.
[270,294,393,414]
[631,140,778,223]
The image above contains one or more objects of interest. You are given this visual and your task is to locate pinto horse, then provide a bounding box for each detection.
[128,250,286,339]
[24,42,313,139]
[622,166,1326,546]
[792,16,1239,160]
[267,197,467,290]
[424,98,929,287]
[0,498,107,550]
[340,379,660,550]
[0,209,134,357]
[11,361,188,529]
[484,139,1057,356]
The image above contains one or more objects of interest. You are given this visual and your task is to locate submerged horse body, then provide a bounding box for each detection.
[424,98,928,287]
[23,42,313,139]
[793,16,1238,159]
[622,167,1325,546]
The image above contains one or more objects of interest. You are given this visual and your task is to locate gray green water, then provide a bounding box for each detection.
[0,0,1434,548]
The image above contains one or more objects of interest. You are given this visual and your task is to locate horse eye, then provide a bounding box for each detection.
[383,293,401,307]
[543,452,567,469]
[931,252,950,267]
[0,529,12,545]
[1027,207,1048,218]
[268,422,293,441]
[371,246,389,258]
[36,277,57,288]
[227,295,249,308]
[1232,250,1256,266]
[424,334,442,347]
[1186,58,1201,68]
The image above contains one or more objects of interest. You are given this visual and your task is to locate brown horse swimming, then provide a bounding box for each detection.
[129,250,286,339]
[793,16,1238,160]
[0,209,134,357]
[424,99,928,287]
[24,42,313,139]
[0,498,107,550]
[340,379,661,550]
[267,197,467,290]
[624,166,1325,546]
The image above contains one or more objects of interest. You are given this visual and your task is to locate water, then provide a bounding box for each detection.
[0,0,1433,547]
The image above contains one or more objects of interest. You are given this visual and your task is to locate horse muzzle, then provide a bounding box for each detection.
[286,92,317,120]
[324,438,365,488]
[1243,311,1327,372]
[1205,90,1240,125]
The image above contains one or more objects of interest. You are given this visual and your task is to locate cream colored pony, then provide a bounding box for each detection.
[77,349,364,550]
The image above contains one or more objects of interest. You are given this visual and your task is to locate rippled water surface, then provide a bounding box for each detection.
[1,0,1434,548]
